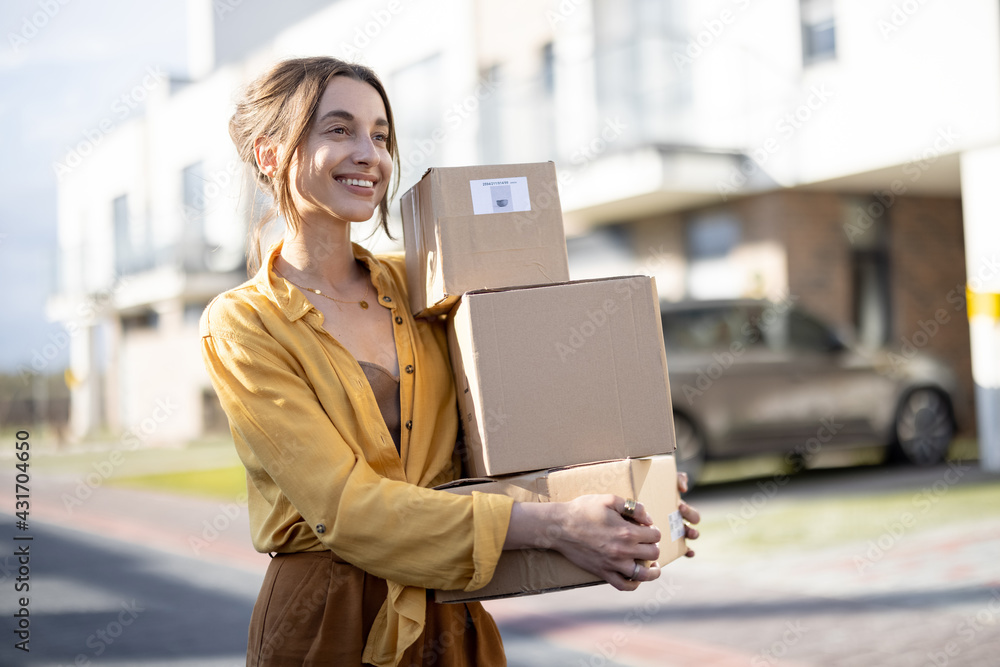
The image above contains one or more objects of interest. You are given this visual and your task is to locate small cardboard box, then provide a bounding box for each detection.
[435,455,687,603]
[400,162,570,318]
[448,275,675,478]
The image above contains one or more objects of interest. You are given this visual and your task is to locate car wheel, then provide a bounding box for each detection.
[673,412,707,487]
[893,388,954,466]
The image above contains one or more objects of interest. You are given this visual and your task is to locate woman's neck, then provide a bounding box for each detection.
[276,219,365,291]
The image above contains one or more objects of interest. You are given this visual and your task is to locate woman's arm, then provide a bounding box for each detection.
[201,324,512,593]
[504,473,702,591]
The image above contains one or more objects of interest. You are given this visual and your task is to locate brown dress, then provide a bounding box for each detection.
[245,362,507,667]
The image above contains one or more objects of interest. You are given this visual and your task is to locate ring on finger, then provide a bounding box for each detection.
[629,561,640,581]
[622,497,637,522]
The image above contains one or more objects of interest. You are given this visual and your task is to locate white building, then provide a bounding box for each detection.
[51,0,999,466]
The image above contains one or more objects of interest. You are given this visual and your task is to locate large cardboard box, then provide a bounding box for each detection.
[448,276,675,478]
[400,162,570,318]
[435,455,687,603]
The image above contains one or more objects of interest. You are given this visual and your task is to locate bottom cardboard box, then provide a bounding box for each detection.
[435,455,686,603]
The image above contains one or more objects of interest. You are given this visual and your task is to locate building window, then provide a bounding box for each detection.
[541,42,555,96]
[801,0,836,64]
[686,211,743,299]
[113,194,132,275]
[182,162,205,221]
[121,310,159,332]
[845,198,891,348]
[202,388,230,433]
[181,162,206,271]
[479,63,504,164]
[593,0,690,148]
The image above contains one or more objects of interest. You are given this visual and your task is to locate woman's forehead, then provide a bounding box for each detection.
[315,76,388,123]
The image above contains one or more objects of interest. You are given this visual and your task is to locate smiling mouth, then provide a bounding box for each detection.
[336,177,376,188]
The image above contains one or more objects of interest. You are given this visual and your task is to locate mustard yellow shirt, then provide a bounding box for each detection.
[199,241,513,666]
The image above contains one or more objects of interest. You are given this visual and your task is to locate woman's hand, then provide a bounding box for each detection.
[676,471,701,558]
[505,494,662,592]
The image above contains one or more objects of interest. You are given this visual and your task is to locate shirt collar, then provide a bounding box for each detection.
[255,240,394,322]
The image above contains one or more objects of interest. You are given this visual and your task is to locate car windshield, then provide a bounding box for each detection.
[661,306,749,352]
[662,302,840,354]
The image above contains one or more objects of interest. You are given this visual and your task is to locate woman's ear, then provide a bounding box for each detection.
[254,136,279,177]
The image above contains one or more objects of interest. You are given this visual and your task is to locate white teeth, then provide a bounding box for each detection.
[338,178,374,187]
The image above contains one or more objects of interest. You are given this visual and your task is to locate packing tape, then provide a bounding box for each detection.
[967,287,1000,321]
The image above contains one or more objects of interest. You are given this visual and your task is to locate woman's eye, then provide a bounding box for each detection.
[373,133,388,143]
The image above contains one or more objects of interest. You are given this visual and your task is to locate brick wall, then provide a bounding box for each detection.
[888,196,973,433]
[740,191,852,325]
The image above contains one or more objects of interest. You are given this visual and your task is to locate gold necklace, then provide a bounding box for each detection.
[276,269,371,310]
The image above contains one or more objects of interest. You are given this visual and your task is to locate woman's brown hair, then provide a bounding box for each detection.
[229,56,400,276]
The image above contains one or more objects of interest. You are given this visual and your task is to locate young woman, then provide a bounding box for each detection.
[201,56,700,667]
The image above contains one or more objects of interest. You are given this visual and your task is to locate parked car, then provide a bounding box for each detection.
[661,298,958,484]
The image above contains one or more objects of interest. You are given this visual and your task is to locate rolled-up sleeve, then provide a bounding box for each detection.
[201,324,513,592]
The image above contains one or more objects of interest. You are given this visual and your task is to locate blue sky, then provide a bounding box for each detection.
[0,0,188,373]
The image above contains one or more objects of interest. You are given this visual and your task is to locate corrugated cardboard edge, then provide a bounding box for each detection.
[649,275,676,452]
[447,297,490,478]
[434,455,686,603]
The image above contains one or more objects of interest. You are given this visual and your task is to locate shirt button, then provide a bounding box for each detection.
[405,420,412,430]
[382,296,392,303]
[395,316,403,324]
[405,364,414,374]
[315,524,326,534]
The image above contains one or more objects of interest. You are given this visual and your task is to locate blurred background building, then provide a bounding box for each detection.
[45,0,1000,466]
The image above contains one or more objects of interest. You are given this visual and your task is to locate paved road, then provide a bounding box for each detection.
[0,461,997,666]
[0,518,258,666]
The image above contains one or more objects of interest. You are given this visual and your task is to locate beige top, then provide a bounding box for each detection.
[358,361,402,453]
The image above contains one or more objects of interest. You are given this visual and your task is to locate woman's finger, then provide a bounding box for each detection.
[677,471,689,494]
[616,496,652,524]
[607,571,641,592]
[679,500,701,525]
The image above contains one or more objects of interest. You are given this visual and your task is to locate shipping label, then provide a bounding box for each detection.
[469,176,531,215]
[668,510,685,542]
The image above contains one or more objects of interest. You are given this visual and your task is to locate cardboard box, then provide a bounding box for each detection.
[448,276,675,477]
[435,455,687,603]
[400,162,570,318]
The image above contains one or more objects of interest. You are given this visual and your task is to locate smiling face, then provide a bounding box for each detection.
[287,76,393,228]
